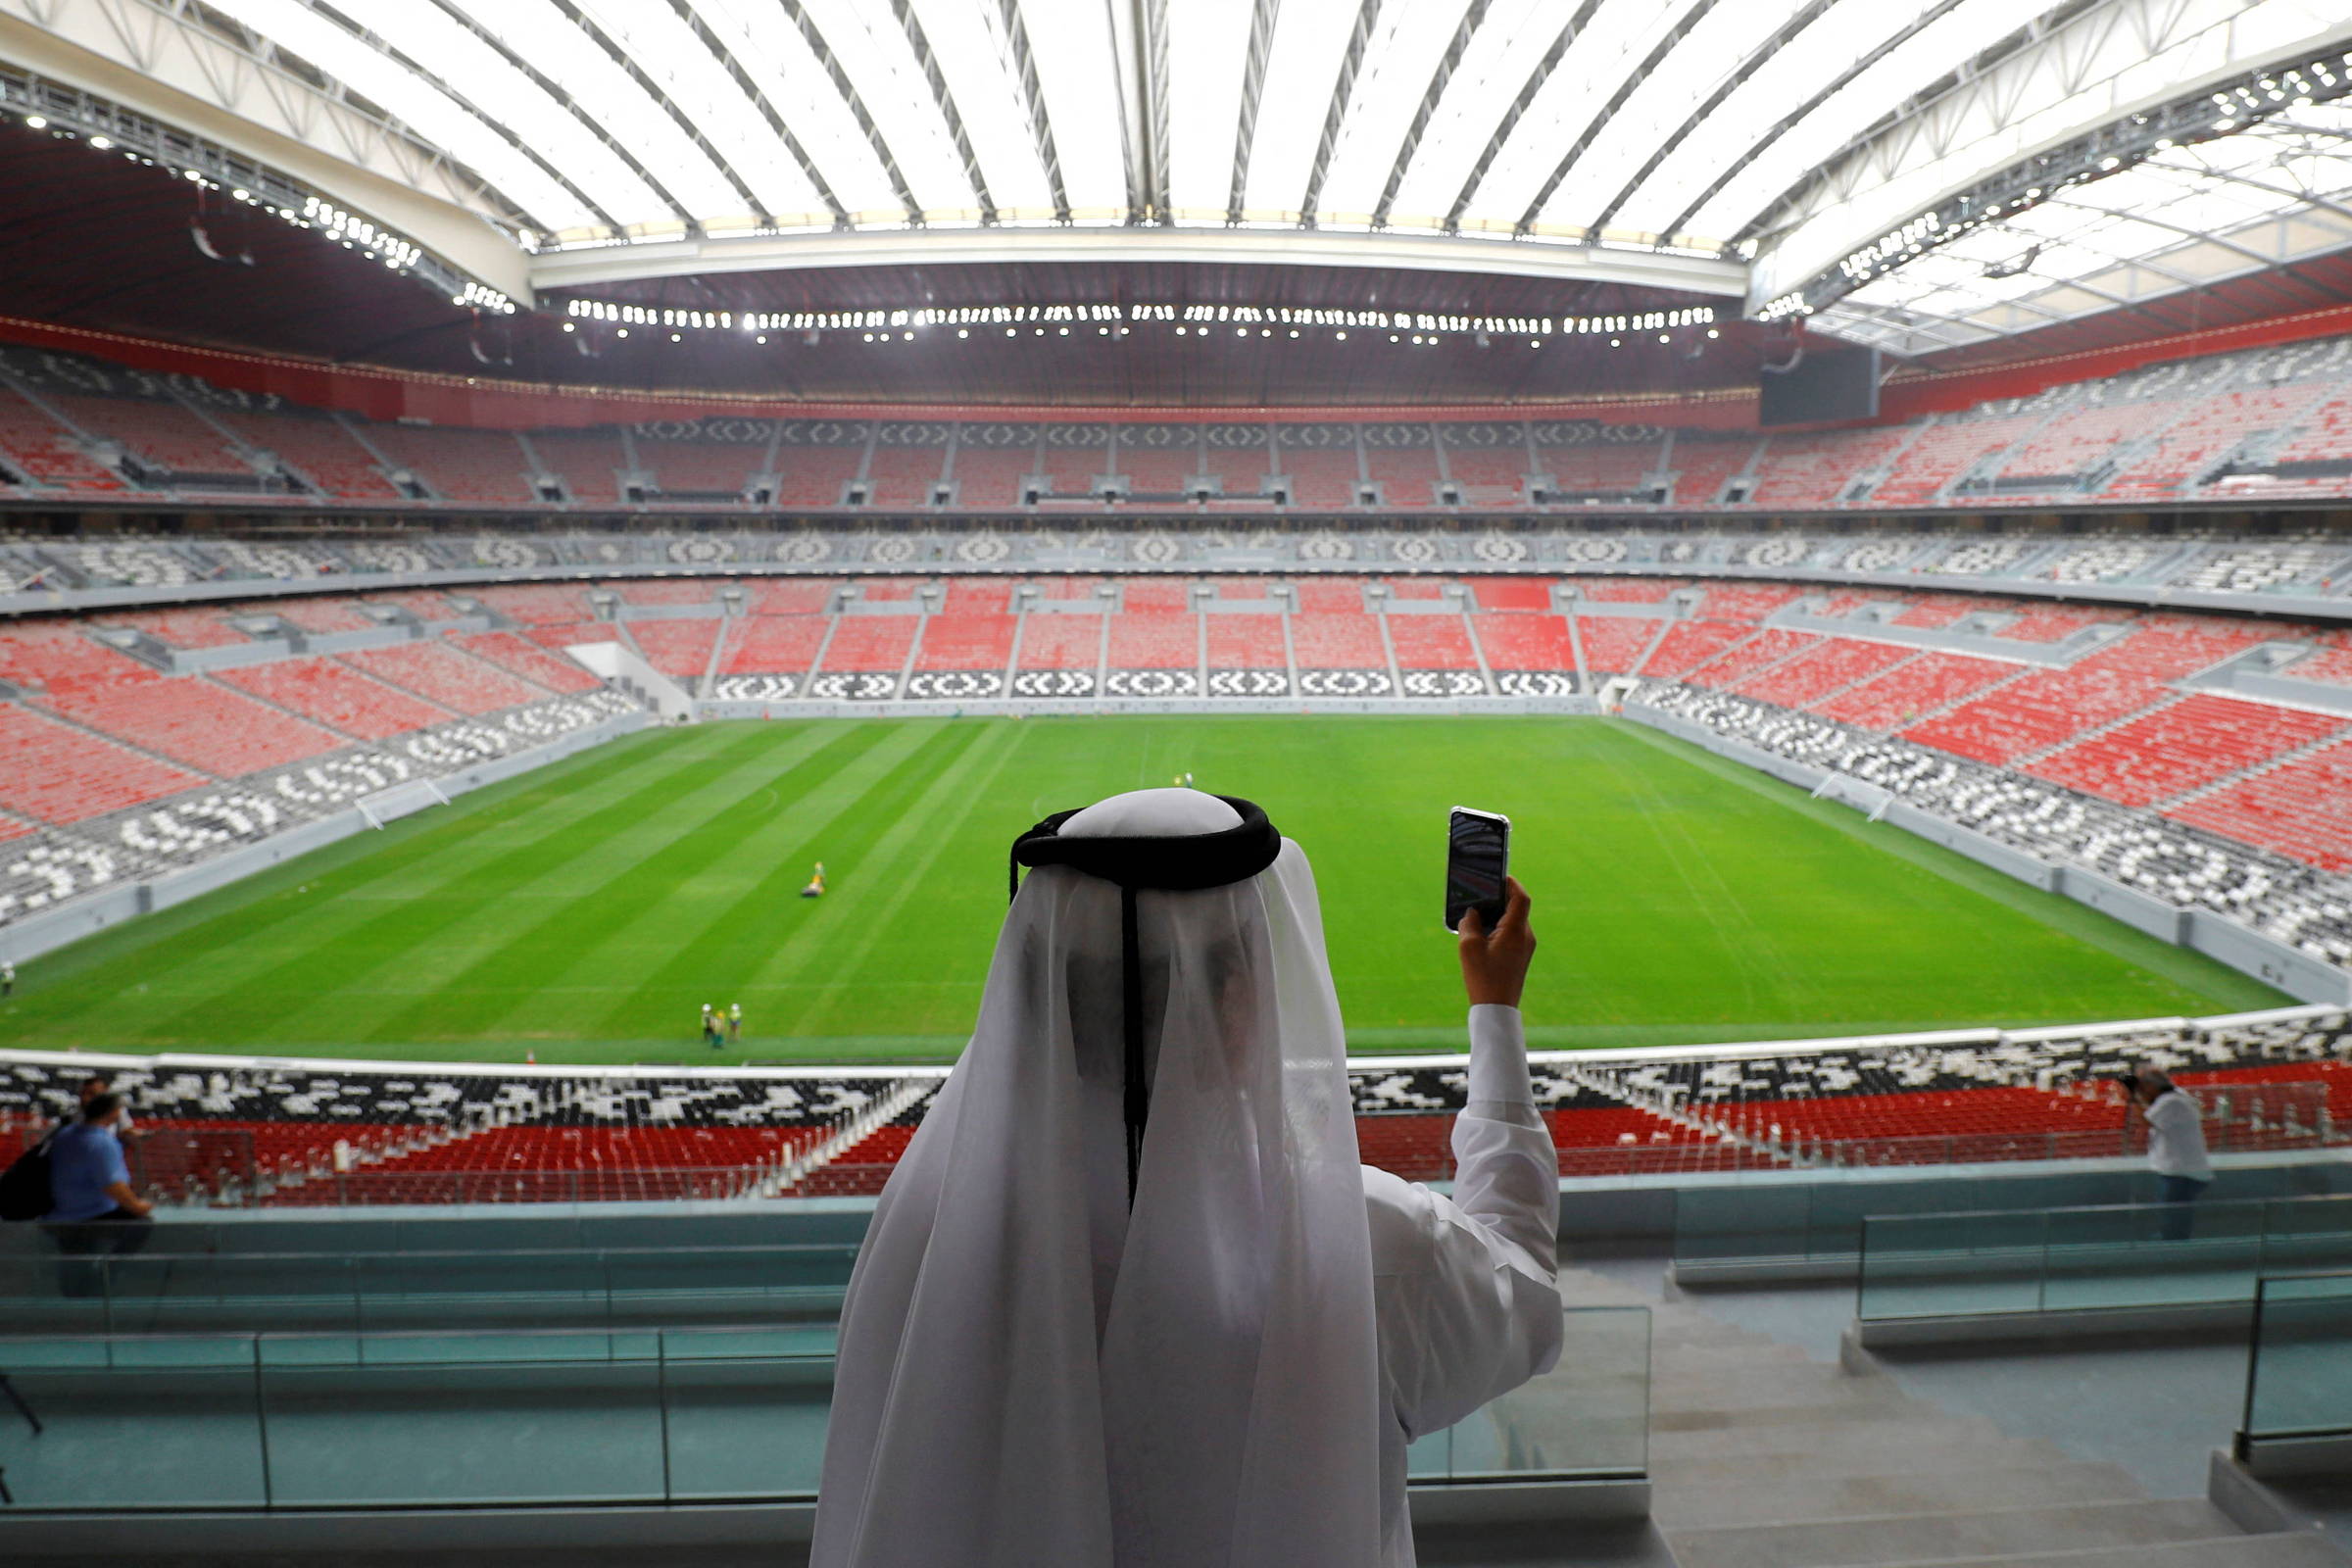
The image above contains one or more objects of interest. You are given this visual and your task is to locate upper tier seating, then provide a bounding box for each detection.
[1545,438,1662,500]
[1363,446,1434,507]
[530,429,628,504]
[1891,593,1982,628]
[1686,627,1815,687]
[866,443,945,506]
[1443,446,1526,506]
[1872,416,2037,505]
[1387,613,1479,670]
[1204,614,1287,668]
[1118,445,1198,497]
[720,615,828,676]
[914,615,1017,670]
[1289,613,1385,668]
[628,619,724,682]
[1468,578,1552,612]
[1666,435,1758,506]
[816,616,917,672]
[220,658,450,740]
[1816,653,2017,729]
[53,676,340,775]
[1573,616,1654,673]
[637,436,764,500]
[1290,448,1364,507]
[747,579,836,615]
[211,409,397,499]
[1122,577,1194,612]
[453,631,600,694]
[1471,613,1574,671]
[0,702,202,821]
[1107,612,1200,668]
[1639,621,1750,678]
[1697,584,1805,621]
[1732,638,1913,707]
[471,584,598,624]
[1749,429,1903,507]
[1040,444,1107,497]
[1016,613,1102,669]
[342,642,541,714]
[2026,694,2344,808]
[360,425,534,505]
[771,444,865,505]
[950,447,1032,507]
[1990,405,2157,488]
[2105,387,2321,499]
[1201,444,1270,500]
[0,388,124,491]
[0,633,158,714]
[1903,622,2260,764]
[51,393,247,482]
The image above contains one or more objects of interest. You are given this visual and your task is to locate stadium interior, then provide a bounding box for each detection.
[4,1,2352,1563]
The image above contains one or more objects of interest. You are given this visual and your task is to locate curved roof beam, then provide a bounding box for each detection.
[1441,0,1601,231]
[1510,0,1727,234]
[889,0,999,221]
[1649,0,1974,245]
[1368,0,1490,229]
[1298,0,1383,220]
[1225,0,1282,222]
[1581,0,1843,238]
[996,0,1072,220]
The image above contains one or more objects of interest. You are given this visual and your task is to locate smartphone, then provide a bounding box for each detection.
[1445,807,1511,933]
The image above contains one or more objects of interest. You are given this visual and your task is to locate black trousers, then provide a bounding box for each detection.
[45,1208,155,1298]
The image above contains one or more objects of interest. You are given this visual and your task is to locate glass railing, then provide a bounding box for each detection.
[1857,1194,2352,1323]
[0,1243,861,1336]
[0,1305,1649,1511]
[2238,1270,2352,1468]
[1672,1160,2352,1270]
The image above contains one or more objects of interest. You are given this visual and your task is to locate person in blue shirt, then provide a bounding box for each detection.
[45,1093,154,1298]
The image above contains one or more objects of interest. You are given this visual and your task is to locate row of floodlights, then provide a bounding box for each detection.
[562,319,1725,348]
[11,108,514,313]
[563,297,1718,345]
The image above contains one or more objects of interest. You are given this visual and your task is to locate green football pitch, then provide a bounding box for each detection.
[0,716,2283,1065]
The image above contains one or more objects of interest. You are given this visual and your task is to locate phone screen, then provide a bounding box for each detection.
[1445,808,1510,933]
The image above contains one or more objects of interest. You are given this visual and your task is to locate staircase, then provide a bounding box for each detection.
[1561,1265,2347,1568]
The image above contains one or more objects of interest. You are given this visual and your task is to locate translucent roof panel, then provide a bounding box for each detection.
[110,0,2352,293]
[1813,106,2352,355]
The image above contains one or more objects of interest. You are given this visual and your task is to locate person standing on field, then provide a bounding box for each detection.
[727,1003,743,1048]
[2,960,14,998]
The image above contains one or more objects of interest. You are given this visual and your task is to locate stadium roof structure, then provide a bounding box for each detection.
[2,0,2351,373]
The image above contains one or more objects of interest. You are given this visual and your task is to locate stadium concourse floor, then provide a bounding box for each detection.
[0,715,2278,1066]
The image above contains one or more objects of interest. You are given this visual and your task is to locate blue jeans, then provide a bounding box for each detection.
[2156,1176,2210,1241]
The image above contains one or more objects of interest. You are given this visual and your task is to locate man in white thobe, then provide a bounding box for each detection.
[813,788,1559,1568]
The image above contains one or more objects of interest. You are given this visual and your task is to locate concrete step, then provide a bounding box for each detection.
[1881,1531,2346,1568]
[1652,1434,2080,1487]
[1651,1412,2012,1460]
[1667,1498,2240,1568]
[1653,1462,2147,1530]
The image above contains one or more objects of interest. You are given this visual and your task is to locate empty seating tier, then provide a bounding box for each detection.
[343,642,542,714]
[2026,695,2344,808]
[54,677,339,775]
[0,703,202,822]
[219,658,450,740]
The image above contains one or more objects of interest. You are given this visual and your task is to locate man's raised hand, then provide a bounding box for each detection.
[1458,876,1536,1009]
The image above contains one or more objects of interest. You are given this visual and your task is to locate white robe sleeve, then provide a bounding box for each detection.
[1365,1004,1563,1442]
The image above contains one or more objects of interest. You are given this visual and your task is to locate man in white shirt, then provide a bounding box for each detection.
[2133,1069,2212,1241]
[814,789,1559,1568]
